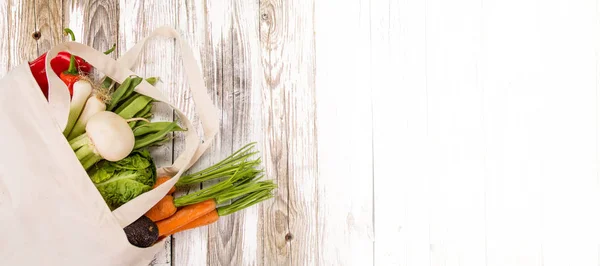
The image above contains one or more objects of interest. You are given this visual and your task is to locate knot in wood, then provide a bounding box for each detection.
[32,31,41,40]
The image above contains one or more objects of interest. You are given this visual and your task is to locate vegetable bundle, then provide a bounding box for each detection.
[121,143,275,247]
[43,28,276,249]
[138,143,276,245]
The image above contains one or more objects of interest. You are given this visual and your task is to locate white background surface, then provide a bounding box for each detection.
[2,0,600,265]
[373,0,600,265]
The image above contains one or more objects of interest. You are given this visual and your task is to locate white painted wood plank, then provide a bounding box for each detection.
[483,1,599,265]
[174,1,265,264]
[35,0,62,54]
[200,0,239,263]
[482,1,549,265]
[531,1,599,265]
[259,1,294,263]
[7,0,37,69]
[425,0,487,265]
[61,0,119,83]
[173,0,237,265]
[372,0,430,265]
[230,0,265,265]
[314,0,374,265]
[260,0,320,265]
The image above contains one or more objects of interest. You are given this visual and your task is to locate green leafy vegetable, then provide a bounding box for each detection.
[89,149,157,210]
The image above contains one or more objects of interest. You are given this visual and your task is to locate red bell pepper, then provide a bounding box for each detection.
[29,51,92,99]
[28,28,115,99]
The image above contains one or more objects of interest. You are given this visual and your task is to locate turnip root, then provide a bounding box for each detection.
[70,111,135,169]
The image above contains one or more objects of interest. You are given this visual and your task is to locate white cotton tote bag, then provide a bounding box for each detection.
[0,26,218,266]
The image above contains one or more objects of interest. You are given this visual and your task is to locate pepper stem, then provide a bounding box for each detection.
[63,28,78,75]
[64,28,76,42]
[104,44,116,55]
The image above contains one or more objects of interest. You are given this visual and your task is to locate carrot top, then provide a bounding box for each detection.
[217,187,275,216]
[176,142,262,187]
[173,160,264,207]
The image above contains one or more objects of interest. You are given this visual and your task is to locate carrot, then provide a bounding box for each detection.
[161,187,276,237]
[167,210,219,235]
[154,176,175,194]
[149,143,278,239]
[157,199,217,237]
[145,195,177,222]
[146,166,263,224]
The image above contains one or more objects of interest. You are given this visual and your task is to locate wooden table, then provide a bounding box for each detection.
[3,0,600,266]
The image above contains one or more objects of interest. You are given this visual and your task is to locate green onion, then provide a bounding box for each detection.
[176,142,260,187]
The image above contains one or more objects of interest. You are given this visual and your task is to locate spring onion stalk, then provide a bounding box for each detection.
[69,133,89,150]
[175,142,261,187]
[172,161,266,207]
[214,181,276,204]
[70,111,135,170]
[216,188,275,216]
[63,80,93,137]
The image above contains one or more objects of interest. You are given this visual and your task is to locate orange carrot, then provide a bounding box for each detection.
[164,210,219,236]
[154,176,175,194]
[161,188,276,237]
[145,195,177,222]
[157,199,217,237]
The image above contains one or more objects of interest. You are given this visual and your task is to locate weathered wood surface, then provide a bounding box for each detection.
[4,0,600,265]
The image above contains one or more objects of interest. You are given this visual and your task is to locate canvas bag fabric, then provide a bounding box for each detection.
[0,26,218,266]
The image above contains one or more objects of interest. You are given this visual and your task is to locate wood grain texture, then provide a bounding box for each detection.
[173,1,263,265]
[6,0,37,67]
[259,0,293,263]
[34,0,62,54]
[173,0,237,265]
[202,0,238,263]
[230,1,265,265]
[83,1,119,58]
[260,0,320,265]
